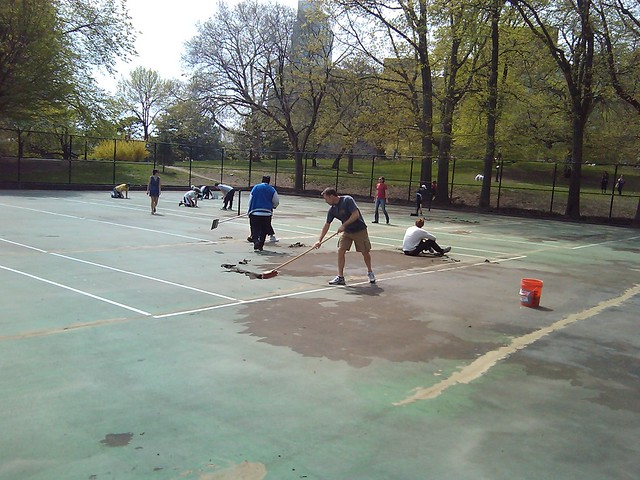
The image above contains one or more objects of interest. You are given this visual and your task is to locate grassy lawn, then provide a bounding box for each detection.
[4,155,638,221]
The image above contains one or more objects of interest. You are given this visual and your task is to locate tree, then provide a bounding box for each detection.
[116,67,179,141]
[431,0,489,204]
[155,83,222,160]
[0,0,72,122]
[332,0,436,185]
[0,0,136,125]
[186,0,337,190]
[509,0,598,219]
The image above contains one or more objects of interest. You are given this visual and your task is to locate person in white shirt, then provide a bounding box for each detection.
[215,182,236,210]
[402,217,451,256]
[179,188,199,207]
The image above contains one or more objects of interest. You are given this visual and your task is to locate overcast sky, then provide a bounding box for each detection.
[97,0,299,93]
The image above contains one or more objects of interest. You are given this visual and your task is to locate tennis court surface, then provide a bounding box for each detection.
[1,189,639,480]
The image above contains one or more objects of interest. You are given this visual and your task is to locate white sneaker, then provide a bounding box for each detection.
[267,235,278,243]
[329,276,346,285]
[368,271,376,284]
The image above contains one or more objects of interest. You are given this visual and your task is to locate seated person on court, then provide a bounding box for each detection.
[402,217,451,256]
[111,183,130,199]
[179,187,199,207]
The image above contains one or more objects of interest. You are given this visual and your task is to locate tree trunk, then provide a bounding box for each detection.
[480,1,501,208]
[436,97,454,203]
[565,112,584,218]
[294,150,304,191]
[418,5,434,185]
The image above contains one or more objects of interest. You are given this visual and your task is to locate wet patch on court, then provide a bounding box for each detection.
[237,249,493,367]
[100,432,133,447]
[513,337,640,413]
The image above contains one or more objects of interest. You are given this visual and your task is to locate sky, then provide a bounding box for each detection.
[97,0,299,93]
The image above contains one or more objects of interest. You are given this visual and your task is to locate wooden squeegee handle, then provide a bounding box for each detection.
[272,232,338,271]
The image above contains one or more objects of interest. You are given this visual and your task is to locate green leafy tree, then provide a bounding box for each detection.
[0,0,136,125]
[115,67,179,141]
[186,0,337,190]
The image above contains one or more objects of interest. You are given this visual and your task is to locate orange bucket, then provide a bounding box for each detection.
[520,278,543,308]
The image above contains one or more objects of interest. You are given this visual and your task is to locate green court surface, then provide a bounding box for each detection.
[0,189,639,480]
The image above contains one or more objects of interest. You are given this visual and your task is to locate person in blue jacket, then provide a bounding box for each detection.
[248,175,279,251]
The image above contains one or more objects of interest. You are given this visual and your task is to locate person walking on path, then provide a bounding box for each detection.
[402,217,451,256]
[215,182,236,210]
[111,183,130,199]
[600,171,609,194]
[372,176,390,224]
[616,174,625,195]
[314,187,375,285]
[146,169,161,214]
[248,175,279,251]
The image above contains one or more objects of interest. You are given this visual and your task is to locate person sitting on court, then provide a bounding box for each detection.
[179,187,199,207]
[402,217,451,256]
[111,183,130,199]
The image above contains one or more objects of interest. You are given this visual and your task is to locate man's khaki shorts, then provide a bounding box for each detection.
[338,229,371,253]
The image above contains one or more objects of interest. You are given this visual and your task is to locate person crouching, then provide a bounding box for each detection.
[179,187,199,207]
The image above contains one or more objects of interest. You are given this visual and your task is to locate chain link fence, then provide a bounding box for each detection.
[1,127,638,224]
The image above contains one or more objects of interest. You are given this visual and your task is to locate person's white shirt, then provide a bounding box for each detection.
[402,225,436,251]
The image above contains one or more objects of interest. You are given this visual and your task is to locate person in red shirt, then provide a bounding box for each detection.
[372,176,389,224]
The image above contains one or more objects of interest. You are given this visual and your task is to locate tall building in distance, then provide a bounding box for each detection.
[291,0,333,66]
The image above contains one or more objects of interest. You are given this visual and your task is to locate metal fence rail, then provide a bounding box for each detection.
[0,127,638,223]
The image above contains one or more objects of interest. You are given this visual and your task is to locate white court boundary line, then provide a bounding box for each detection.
[1,238,240,308]
[0,202,214,242]
[155,254,527,319]
[0,264,151,316]
[572,234,640,249]
[394,283,640,406]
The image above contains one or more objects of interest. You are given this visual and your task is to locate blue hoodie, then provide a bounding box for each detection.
[248,182,279,216]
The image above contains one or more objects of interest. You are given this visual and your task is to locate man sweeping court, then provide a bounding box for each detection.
[314,187,375,285]
[248,176,279,252]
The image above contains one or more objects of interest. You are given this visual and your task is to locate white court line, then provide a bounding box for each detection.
[0,202,213,242]
[62,197,216,220]
[0,264,151,316]
[155,254,527,319]
[572,234,640,250]
[0,237,240,302]
[0,238,48,253]
[394,283,640,406]
[50,253,240,301]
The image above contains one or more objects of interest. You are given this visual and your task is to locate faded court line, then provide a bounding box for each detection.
[394,283,640,406]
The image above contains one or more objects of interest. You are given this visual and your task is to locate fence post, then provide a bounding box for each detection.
[449,155,456,203]
[248,149,253,188]
[153,142,157,169]
[369,155,376,198]
[188,146,193,186]
[335,157,340,190]
[274,152,278,186]
[17,130,22,183]
[408,158,414,202]
[112,139,117,185]
[220,147,225,182]
[550,163,558,213]
[496,157,504,210]
[609,164,619,219]
[304,154,308,191]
